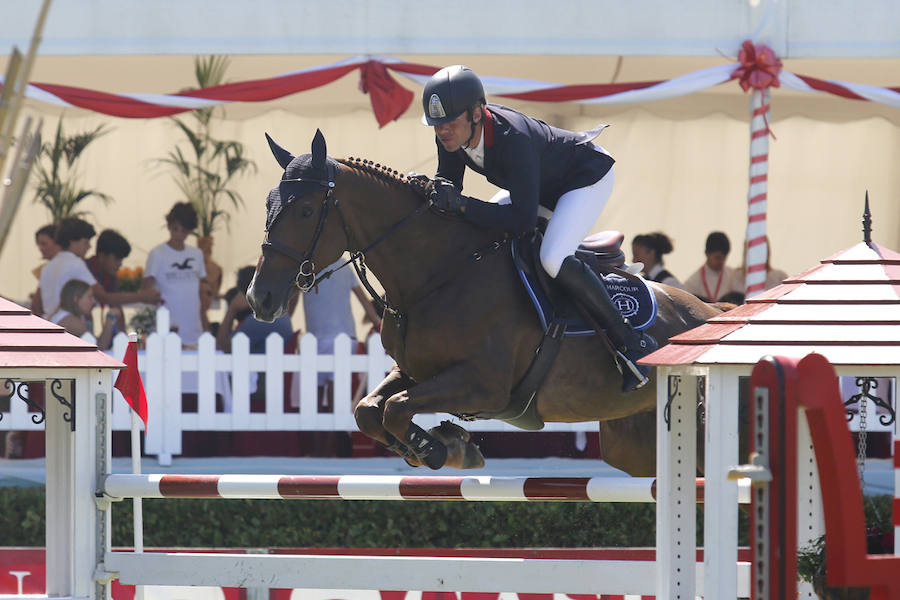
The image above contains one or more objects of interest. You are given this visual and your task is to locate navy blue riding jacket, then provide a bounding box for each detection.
[434,104,615,234]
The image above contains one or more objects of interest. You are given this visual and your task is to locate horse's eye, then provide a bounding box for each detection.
[301,205,314,218]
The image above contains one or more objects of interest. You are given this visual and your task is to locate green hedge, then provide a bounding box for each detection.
[1,486,674,548]
[3,487,891,550]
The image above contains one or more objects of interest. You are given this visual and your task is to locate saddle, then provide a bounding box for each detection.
[464,230,657,430]
[513,230,657,336]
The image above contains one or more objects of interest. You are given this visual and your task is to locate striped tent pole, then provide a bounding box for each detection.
[744,88,770,298]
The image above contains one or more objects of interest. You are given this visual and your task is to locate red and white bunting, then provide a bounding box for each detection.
[3,52,900,127]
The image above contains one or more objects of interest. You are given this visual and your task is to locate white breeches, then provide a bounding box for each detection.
[491,165,614,278]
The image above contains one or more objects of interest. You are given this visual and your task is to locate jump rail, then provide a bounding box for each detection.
[102,473,751,503]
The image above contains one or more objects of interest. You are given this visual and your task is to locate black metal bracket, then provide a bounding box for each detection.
[664,375,680,431]
[50,379,76,432]
[0,378,76,431]
[844,377,895,427]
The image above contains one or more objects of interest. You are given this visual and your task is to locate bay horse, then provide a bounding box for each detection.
[247,130,727,474]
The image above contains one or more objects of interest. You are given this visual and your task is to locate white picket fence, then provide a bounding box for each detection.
[1,307,596,464]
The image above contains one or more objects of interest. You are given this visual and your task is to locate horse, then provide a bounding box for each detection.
[247,130,729,475]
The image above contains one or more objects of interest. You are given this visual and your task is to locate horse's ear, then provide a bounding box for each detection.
[311,129,326,171]
[265,133,294,169]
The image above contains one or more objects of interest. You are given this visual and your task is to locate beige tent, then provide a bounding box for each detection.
[2,1,900,333]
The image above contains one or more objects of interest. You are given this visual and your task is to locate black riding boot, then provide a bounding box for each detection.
[556,255,658,392]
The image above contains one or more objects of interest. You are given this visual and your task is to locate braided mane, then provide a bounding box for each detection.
[339,157,430,198]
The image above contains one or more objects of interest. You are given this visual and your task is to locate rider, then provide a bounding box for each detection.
[422,64,657,392]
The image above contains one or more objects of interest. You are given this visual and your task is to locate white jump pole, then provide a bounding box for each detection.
[102,473,751,503]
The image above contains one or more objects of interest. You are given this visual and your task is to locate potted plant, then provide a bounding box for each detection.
[159,55,255,300]
[32,118,112,222]
[797,495,893,599]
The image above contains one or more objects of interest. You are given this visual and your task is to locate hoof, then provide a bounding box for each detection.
[460,441,486,469]
[429,422,484,469]
[434,419,471,442]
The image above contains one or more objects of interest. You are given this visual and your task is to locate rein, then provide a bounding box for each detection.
[262,167,432,323]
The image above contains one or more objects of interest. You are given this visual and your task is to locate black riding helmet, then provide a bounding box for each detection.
[421,65,486,126]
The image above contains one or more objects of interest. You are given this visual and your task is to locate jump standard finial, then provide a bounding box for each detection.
[862,191,872,244]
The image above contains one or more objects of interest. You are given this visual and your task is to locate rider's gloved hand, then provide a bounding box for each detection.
[430,177,469,215]
[406,172,431,185]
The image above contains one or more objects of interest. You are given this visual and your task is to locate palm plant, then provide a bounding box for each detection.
[32,119,111,222]
[160,55,256,238]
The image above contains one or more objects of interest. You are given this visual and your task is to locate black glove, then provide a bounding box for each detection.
[406,172,431,185]
[430,177,469,215]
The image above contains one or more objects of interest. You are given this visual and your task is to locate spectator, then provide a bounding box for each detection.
[48,279,123,350]
[38,219,159,319]
[87,229,131,295]
[29,223,60,315]
[141,202,207,347]
[631,232,682,288]
[303,258,381,456]
[682,231,742,302]
[216,265,296,354]
[304,259,382,400]
[35,223,61,262]
[89,233,160,308]
[38,217,98,318]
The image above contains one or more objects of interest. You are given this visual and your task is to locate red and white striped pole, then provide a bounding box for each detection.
[744,88,770,298]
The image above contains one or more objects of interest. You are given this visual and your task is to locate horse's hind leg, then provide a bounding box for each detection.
[354,366,420,462]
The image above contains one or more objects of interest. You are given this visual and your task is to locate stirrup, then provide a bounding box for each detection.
[615,350,650,390]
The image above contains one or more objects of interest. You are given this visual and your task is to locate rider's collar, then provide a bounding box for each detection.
[482,106,494,148]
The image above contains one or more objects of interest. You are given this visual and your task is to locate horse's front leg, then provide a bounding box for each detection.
[354,365,416,455]
[382,362,504,470]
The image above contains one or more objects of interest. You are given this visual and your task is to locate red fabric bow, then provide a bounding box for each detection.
[359,60,414,128]
[732,40,783,92]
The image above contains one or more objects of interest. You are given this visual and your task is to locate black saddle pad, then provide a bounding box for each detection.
[512,233,657,336]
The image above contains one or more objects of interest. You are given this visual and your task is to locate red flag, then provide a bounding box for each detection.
[114,340,148,430]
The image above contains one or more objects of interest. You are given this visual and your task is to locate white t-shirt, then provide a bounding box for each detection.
[303,261,358,343]
[302,261,359,385]
[145,242,206,345]
[39,251,97,318]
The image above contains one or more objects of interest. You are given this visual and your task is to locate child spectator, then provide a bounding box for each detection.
[48,279,123,350]
[141,202,207,347]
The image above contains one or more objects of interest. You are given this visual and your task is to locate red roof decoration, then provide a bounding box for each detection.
[0,298,124,369]
[642,240,900,366]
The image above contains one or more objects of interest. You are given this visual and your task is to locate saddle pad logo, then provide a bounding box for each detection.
[611,293,639,318]
[428,94,447,119]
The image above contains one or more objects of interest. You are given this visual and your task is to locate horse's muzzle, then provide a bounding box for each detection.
[246,282,283,323]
